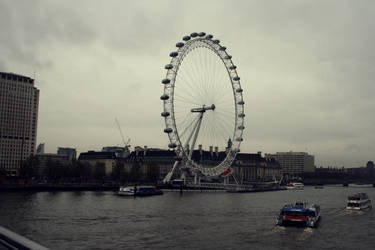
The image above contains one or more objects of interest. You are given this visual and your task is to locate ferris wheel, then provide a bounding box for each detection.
[161,32,245,181]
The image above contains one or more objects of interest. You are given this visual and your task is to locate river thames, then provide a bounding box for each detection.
[1,185,374,249]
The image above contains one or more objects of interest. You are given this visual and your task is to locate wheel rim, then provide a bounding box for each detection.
[161,33,245,177]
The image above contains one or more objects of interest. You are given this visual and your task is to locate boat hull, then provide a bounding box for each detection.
[117,191,134,196]
[278,216,320,228]
[137,191,163,196]
[346,204,372,210]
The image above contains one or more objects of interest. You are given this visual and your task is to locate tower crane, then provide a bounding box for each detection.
[115,118,131,149]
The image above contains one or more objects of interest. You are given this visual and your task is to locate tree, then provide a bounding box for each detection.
[366,161,375,181]
[147,163,160,183]
[94,162,106,181]
[43,159,66,182]
[19,155,39,180]
[130,162,142,183]
[0,168,6,177]
[75,161,93,182]
[111,160,125,181]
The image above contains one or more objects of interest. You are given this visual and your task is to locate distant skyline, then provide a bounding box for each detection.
[1,0,374,167]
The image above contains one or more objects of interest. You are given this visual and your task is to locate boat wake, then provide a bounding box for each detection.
[329,207,369,217]
[297,227,314,241]
[303,227,314,234]
[271,225,286,233]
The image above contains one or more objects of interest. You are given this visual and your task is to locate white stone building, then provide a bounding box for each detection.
[78,151,117,176]
[265,151,315,175]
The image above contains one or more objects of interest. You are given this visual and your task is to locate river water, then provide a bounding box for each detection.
[1,185,374,250]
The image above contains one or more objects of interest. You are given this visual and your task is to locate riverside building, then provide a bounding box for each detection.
[122,147,281,183]
[265,151,315,176]
[0,72,39,175]
[57,147,77,162]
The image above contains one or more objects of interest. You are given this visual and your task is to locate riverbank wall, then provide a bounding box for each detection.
[0,183,119,192]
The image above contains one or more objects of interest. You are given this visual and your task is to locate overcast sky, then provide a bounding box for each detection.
[1,0,374,167]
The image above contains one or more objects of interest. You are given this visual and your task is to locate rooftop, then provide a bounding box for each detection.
[0,72,34,84]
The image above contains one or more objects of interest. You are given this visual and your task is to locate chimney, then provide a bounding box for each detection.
[209,146,213,157]
[257,151,262,156]
[199,144,203,155]
[144,146,148,156]
[215,146,219,157]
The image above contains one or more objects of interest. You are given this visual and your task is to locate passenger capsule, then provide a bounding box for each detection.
[190,32,198,37]
[161,111,170,117]
[164,128,173,133]
[236,88,243,93]
[206,34,213,39]
[229,65,237,70]
[233,76,240,81]
[183,36,191,41]
[162,79,170,84]
[165,64,173,70]
[225,55,232,60]
[170,52,178,57]
[160,94,169,100]
[176,42,184,48]
[237,100,245,105]
[238,125,245,130]
[219,46,227,51]
[236,137,243,142]
[168,143,177,148]
[213,39,220,44]
[198,32,206,37]
[238,113,245,118]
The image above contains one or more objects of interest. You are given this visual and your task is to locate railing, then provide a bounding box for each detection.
[185,182,255,190]
[182,181,282,191]
[0,226,49,250]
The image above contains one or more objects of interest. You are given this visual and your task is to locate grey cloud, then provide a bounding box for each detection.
[0,59,7,71]
[1,0,375,167]
[0,0,96,70]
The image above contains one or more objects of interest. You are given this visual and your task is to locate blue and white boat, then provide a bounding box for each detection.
[277,201,321,227]
[118,186,163,197]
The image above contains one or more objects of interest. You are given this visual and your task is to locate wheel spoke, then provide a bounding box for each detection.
[161,33,245,178]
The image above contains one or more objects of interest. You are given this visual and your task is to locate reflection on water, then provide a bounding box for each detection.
[1,186,374,250]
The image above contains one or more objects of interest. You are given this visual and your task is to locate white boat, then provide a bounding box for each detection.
[118,186,135,196]
[286,182,304,190]
[348,183,373,188]
[346,193,372,210]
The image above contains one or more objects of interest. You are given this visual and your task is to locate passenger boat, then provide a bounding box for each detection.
[348,183,373,188]
[118,186,163,196]
[277,201,321,227]
[118,186,135,196]
[286,182,304,190]
[346,193,372,210]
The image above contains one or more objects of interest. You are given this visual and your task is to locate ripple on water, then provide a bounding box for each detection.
[0,187,374,250]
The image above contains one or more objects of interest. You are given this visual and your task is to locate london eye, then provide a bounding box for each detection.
[161,32,245,182]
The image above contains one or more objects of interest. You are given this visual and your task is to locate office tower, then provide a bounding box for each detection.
[0,72,39,174]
